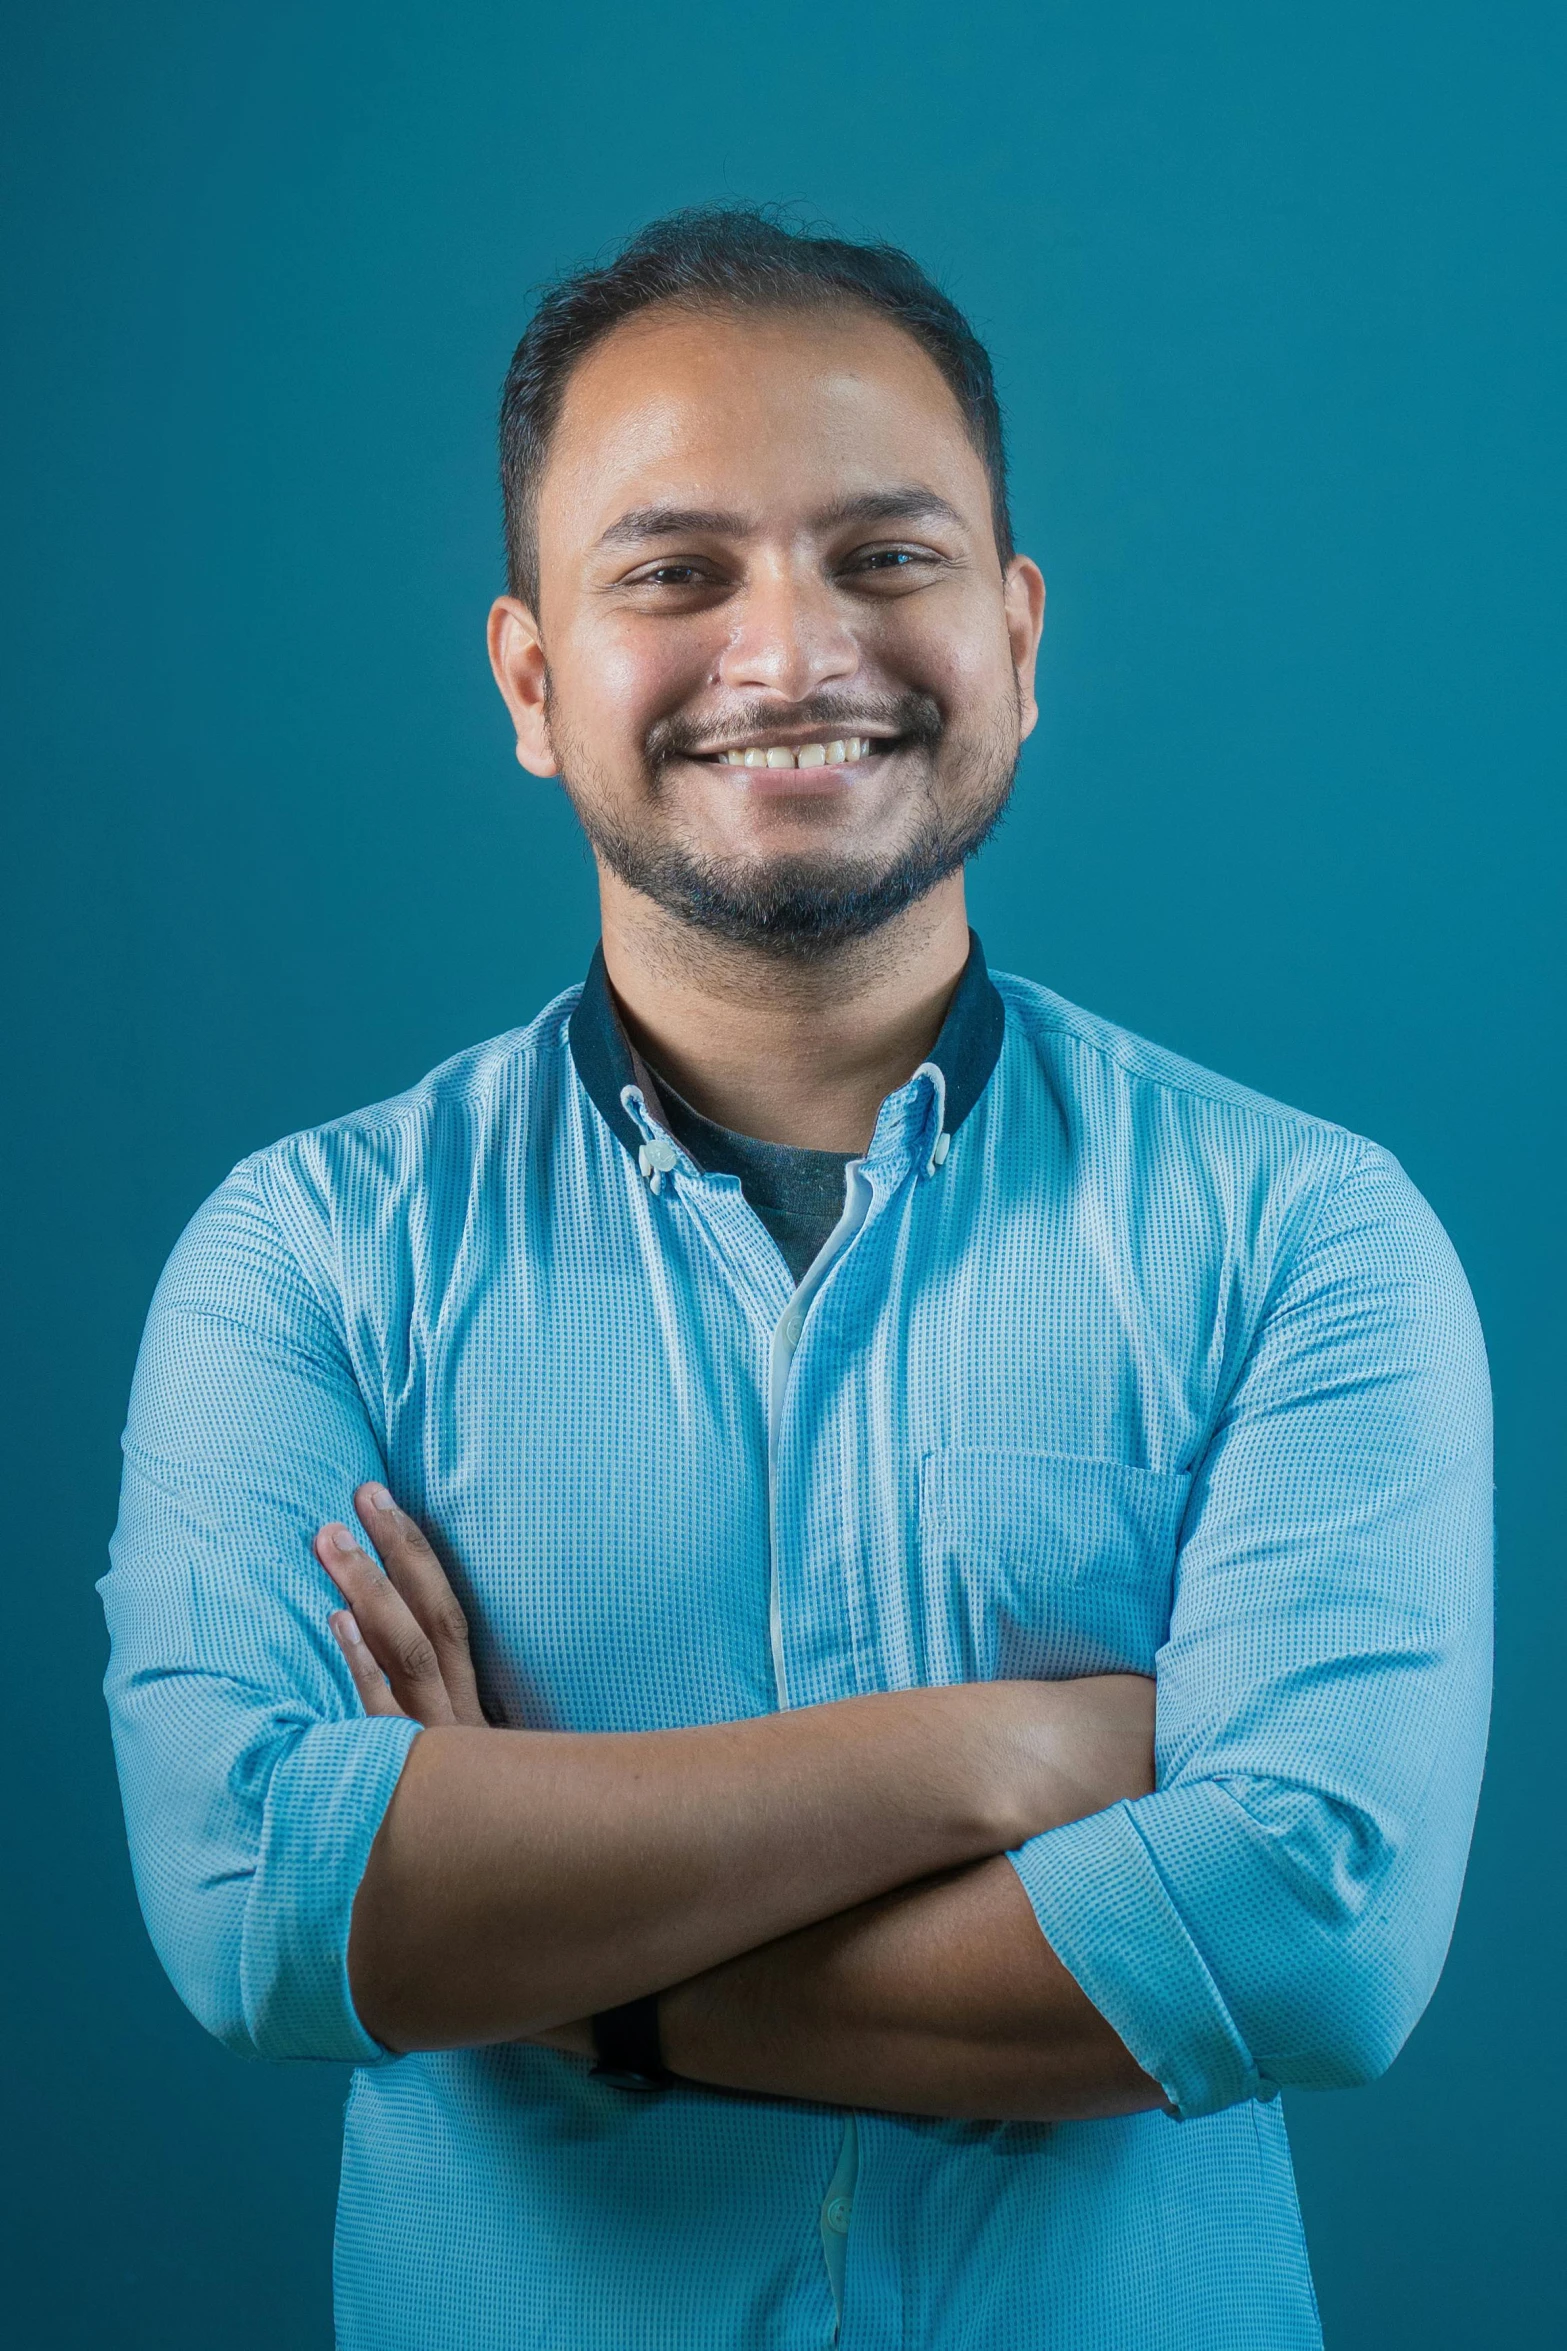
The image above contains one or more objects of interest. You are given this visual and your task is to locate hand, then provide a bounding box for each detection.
[315,1483,488,1728]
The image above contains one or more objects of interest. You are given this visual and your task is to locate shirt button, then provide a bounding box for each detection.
[823,2194,852,2236]
[782,1311,803,1348]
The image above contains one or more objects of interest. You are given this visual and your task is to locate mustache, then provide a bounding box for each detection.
[645,691,944,765]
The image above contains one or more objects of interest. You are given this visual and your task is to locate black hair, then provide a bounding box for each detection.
[498,204,1012,607]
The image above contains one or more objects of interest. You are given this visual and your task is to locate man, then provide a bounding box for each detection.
[102,208,1491,2350]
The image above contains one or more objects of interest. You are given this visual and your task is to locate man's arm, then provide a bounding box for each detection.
[320,1490,1157,2051]
[663,1859,1166,2118]
[997,1143,1494,2120]
[538,1858,1168,2121]
[328,1498,1164,2113]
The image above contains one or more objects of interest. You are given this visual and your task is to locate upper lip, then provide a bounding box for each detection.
[685,726,902,758]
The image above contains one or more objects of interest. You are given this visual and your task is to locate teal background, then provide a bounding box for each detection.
[4,3,1561,2341]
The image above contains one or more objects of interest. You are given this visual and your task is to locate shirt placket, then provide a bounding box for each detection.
[618,1074,944,1718]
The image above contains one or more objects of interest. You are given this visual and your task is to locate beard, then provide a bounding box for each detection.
[552,689,1020,962]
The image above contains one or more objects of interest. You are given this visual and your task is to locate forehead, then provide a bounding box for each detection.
[537,301,990,551]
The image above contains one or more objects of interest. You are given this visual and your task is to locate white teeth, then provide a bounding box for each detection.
[719,736,872,768]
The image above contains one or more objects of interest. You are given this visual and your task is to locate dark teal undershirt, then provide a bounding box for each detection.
[648,1076,854,1287]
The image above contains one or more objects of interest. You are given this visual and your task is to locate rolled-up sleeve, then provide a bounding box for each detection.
[99,1158,421,2064]
[1010,1138,1493,2118]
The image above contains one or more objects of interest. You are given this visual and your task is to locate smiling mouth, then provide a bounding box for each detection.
[696,735,891,770]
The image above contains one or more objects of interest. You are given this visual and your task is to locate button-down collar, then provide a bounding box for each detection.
[567,927,1006,1179]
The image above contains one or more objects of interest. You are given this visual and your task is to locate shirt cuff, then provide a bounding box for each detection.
[1008,1794,1273,2119]
[239,1713,423,2064]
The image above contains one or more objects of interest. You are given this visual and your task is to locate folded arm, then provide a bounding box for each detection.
[103,1136,1490,2126]
[319,1491,1159,2060]
[664,1860,1165,2119]
[532,1859,1167,2120]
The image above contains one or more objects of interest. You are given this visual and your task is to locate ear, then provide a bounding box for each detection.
[1003,557,1046,742]
[487,597,558,776]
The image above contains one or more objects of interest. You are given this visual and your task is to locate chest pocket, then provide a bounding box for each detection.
[916,1449,1191,1683]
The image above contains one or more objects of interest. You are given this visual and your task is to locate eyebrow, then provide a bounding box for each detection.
[595,485,968,552]
[597,505,749,550]
[813,487,967,533]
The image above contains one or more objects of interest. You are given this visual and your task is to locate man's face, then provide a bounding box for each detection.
[490,300,1045,957]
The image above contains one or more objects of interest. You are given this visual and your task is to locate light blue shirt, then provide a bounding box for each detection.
[101,939,1491,2350]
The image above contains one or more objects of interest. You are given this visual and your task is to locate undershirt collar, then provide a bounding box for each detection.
[567,928,1006,1166]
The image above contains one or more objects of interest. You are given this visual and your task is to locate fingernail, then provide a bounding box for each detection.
[366,1483,396,1516]
[327,1523,358,1556]
[333,1610,363,1647]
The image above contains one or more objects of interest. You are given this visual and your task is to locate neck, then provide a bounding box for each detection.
[597,869,972,1152]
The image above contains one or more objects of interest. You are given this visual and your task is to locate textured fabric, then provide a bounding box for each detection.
[100,944,1492,2351]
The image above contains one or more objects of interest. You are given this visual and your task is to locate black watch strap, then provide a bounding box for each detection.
[589,1993,673,2091]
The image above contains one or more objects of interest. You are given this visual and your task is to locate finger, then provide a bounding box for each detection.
[354,1484,487,1729]
[329,1608,406,1718]
[315,1523,457,1726]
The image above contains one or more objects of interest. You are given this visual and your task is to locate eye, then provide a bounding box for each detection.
[841,543,946,580]
[621,559,724,590]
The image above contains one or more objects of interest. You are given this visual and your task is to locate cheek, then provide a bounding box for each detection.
[552,615,718,771]
[554,613,715,740]
[873,597,1015,721]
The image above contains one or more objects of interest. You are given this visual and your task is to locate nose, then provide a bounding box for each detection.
[715,556,860,702]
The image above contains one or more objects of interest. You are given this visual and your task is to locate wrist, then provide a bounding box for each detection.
[589,1992,673,2091]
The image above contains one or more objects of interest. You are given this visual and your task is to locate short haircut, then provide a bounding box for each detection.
[498,204,1013,608]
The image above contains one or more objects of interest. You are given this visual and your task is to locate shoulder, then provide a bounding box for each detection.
[994,970,1351,1146]
[178,987,582,1298]
[992,975,1484,1415]
[252,986,576,1193]
[991,969,1459,1286]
